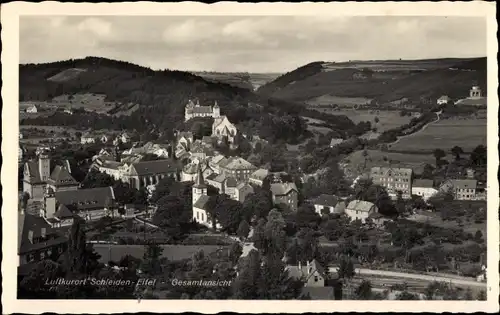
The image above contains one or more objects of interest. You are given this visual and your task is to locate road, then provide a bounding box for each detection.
[328,266,486,289]
[389,110,442,146]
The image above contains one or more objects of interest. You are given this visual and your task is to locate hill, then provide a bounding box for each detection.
[19,57,368,143]
[256,57,487,105]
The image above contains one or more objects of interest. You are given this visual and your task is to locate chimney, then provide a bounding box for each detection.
[28,230,34,244]
[41,227,46,238]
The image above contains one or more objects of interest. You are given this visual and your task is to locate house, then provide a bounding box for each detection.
[370,167,413,199]
[249,169,269,187]
[185,99,220,121]
[64,107,73,115]
[219,157,257,182]
[42,186,117,223]
[234,182,254,203]
[208,154,229,175]
[454,86,487,106]
[329,138,344,148]
[345,200,378,223]
[439,179,477,200]
[312,194,345,215]
[212,115,238,145]
[121,159,180,190]
[192,166,221,229]
[367,212,391,227]
[23,154,79,200]
[80,133,96,144]
[270,182,299,211]
[411,179,438,201]
[286,259,336,300]
[26,104,38,113]
[437,95,451,105]
[18,210,68,267]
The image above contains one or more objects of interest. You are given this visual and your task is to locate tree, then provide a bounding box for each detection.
[241,190,273,222]
[355,280,373,300]
[63,218,101,275]
[374,117,380,124]
[451,146,464,161]
[237,220,251,240]
[474,230,484,243]
[477,290,487,301]
[19,260,65,298]
[337,255,355,279]
[470,145,487,167]
[421,163,435,179]
[206,194,244,233]
[433,149,446,168]
[152,195,191,238]
[228,242,243,265]
[141,244,164,276]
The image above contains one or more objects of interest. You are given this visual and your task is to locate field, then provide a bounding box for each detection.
[390,118,486,152]
[306,95,373,106]
[307,109,413,132]
[342,149,446,178]
[52,93,116,114]
[47,68,87,82]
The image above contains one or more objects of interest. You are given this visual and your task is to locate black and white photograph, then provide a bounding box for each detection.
[2,1,498,313]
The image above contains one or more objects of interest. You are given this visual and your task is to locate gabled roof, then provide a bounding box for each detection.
[194,165,207,188]
[54,204,75,219]
[347,200,377,212]
[236,182,253,191]
[370,166,413,177]
[191,106,213,114]
[47,165,79,186]
[225,177,237,188]
[25,161,43,184]
[452,179,477,190]
[55,187,115,212]
[438,95,450,101]
[412,179,434,188]
[18,212,67,254]
[131,159,179,176]
[250,169,269,181]
[270,182,298,196]
[221,157,256,171]
[193,195,210,209]
[312,194,339,207]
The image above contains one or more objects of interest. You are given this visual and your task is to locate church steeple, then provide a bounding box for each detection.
[194,164,206,188]
[192,164,207,205]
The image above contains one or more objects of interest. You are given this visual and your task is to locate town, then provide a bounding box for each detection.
[18,85,488,300]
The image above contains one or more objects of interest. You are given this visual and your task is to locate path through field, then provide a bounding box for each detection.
[388,110,442,147]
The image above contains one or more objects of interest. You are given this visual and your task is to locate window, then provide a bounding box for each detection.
[314,276,318,282]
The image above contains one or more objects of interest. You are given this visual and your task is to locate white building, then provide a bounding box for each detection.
[26,105,38,113]
[437,95,451,105]
[184,99,220,122]
[81,133,96,144]
[212,115,238,144]
[192,166,221,229]
[311,194,346,215]
[411,179,438,201]
[345,200,378,223]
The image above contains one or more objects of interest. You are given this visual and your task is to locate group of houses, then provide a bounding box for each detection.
[81,131,131,145]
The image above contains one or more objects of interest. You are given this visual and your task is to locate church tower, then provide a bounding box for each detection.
[213,101,220,118]
[192,164,207,205]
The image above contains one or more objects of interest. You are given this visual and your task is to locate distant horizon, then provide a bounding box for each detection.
[19,55,487,75]
[20,16,487,73]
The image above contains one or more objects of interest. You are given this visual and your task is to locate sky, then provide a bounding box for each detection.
[19,16,487,73]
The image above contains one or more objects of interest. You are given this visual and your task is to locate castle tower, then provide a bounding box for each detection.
[192,164,207,205]
[38,153,51,182]
[185,100,195,121]
[213,101,220,118]
[470,86,482,99]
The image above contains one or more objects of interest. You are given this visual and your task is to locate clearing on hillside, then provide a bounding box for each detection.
[47,68,87,82]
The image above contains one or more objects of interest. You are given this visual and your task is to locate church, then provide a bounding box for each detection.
[184,99,220,121]
[192,165,221,230]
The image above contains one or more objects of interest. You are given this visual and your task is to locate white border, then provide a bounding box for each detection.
[2,1,498,313]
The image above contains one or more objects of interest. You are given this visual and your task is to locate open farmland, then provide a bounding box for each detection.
[51,93,116,114]
[307,109,413,132]
[47,68,87,82]
[306,95,373,106]
[389,118,486,152]
[343,149,443,178]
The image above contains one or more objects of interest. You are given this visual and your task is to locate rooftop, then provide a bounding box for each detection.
[347,200,377,212]
[312,194,339,207]
[412,179,434,188]
[131,159,179,176]
[222,157,256,171]
[270,182,298,196]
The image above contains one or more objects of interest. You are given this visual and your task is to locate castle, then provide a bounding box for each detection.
[185,99,220,122]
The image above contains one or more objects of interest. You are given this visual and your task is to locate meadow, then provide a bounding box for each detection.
[307,108,413,132]
[389,118,486,152]
[52,93,116,114]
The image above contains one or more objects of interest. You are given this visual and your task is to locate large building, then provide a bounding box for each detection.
[370,167,413,199]
[23,154,79,200]
[212,115,238,145]
[191,166,221,229]
[121,159,180,189]
[184,99,220,121]
[219,157,257,182]
[40,186,117,225]
[311,194,346,215]
[439,179,478,201]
